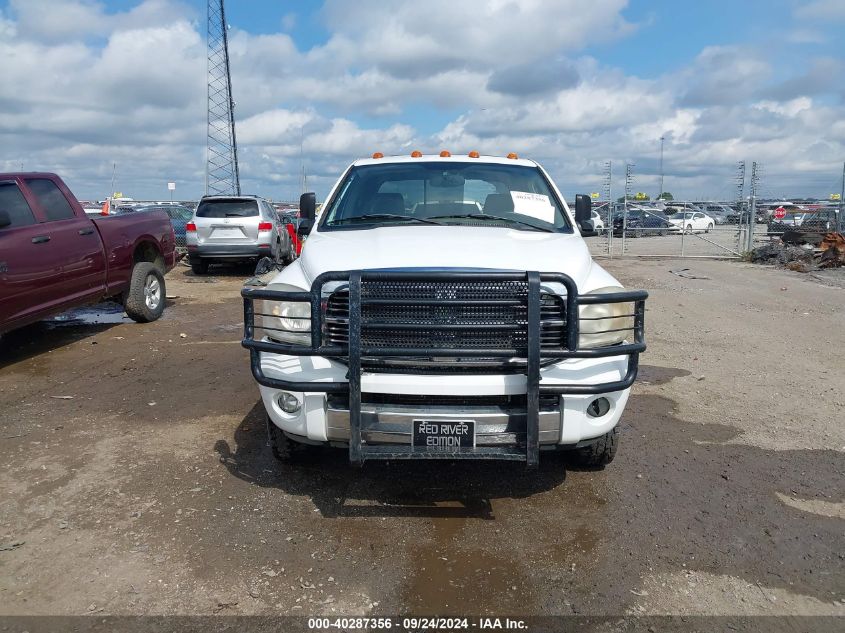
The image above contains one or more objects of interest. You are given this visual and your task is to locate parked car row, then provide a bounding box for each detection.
[603,206,716,237]
[612,208,671,236]
[768,208,840,234]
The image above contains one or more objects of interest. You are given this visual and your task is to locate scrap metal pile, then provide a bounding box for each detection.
[751,232,845,272]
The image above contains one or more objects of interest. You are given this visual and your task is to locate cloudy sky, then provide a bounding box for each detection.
[1,0,844,202]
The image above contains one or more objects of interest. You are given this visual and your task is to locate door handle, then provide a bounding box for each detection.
[78,228,95,236]
[32,235,50,244]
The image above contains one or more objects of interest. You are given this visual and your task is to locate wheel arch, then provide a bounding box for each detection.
[132,239,165,271]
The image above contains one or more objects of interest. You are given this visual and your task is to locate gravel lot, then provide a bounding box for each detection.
[0,258,842,618]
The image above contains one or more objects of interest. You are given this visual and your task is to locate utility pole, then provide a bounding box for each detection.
[838,161,844,233]
[206,0,241,196]
[658,136,664,200]
[110,162,116,197]
[299,128,307,194]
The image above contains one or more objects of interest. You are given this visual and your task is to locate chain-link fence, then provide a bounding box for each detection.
[586,200,757,259]
[583,160,792,259]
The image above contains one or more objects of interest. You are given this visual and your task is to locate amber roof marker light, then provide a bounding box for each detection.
[372,152,384,159]
[468,151,480,158]
[410,150,422,157]
[439,150,451,157]
[507,152,518,159]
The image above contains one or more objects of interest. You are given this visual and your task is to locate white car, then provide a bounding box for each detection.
[667,210,715,233]
[241,153,648,469]
[589,209,605,231]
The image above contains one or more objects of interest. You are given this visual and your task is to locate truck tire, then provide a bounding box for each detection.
[266,416,313,461]
[570,427,619,468]
[124,262,166,323]
[190,258,209,275]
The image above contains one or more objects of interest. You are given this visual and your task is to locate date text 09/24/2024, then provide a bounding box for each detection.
[307,617,528,630]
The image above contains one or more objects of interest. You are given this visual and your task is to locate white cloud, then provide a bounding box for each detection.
[7,0,195,42]
[319,0,636,77]
[794,0,845,21]
[679,46,771,107]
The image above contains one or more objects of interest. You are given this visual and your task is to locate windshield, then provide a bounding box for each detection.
[320,162,571,232]
[669,212,692,219]
[196,199,258,218]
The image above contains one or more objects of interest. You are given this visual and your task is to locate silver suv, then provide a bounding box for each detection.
[186,195,293,274]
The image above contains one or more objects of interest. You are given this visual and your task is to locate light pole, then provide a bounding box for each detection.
[837,161,844,233]
[658,136,664,200]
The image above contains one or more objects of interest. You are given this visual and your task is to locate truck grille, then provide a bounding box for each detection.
[323,280,567,373]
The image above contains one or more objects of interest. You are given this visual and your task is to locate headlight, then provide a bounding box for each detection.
[258,283,311,345]
[578,286,634,348]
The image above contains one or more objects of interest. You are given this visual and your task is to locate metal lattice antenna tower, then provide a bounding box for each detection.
[206,0,240,196]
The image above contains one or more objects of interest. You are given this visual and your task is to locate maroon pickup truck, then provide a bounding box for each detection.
[0,173,176,336]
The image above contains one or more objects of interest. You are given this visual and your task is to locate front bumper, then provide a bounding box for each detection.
[242,270,647,465]
[257,354,631,450]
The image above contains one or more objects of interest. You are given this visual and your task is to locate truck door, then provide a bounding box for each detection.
[22,177,107,305]
[0,180,60,327]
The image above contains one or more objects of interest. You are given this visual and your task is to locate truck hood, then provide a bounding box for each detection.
[298,225,595,290]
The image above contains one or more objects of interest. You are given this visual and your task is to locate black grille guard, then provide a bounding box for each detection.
[241,270,647,465]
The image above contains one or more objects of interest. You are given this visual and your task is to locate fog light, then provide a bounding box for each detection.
[278,392,302,414]
[586,397,610,418]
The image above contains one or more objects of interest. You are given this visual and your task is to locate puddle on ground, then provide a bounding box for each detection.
[405,507,523,615]
[43,302,132,327]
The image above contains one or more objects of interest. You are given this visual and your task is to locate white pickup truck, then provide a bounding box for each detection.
[242,153,647,468]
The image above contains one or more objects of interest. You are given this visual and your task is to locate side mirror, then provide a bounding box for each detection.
[299,192,316,222]
[0,210,11,229]
[297,218,313,237]
[574,194,596,236]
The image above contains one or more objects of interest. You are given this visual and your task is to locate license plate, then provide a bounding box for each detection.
[412,419,475,449]
[212,228,242,238]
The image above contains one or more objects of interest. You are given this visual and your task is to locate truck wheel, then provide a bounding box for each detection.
[570,427,619,468]
[266,416,313,461]
[124,262,166,323]
[190,258,209,275]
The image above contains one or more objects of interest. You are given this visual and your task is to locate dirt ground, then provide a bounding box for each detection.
[0,258,842,618]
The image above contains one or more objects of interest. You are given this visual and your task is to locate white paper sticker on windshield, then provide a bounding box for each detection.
[510,191,554,223]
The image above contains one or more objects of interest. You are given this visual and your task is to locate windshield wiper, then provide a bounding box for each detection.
[426,213,555,232]
[333,214,443,226]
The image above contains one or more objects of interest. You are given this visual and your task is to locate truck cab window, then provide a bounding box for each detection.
[25,178,76,221]
[0,182,37,228]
